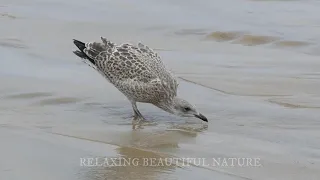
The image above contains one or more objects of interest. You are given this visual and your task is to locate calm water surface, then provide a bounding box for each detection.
[1,0,320,180]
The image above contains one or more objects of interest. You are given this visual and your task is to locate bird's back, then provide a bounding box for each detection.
[115,42,177,86]
[73,37,178,103]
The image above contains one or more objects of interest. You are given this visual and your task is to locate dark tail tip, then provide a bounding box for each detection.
[72,39,95,65]
[73,39,85,51]
[73,50,88,59]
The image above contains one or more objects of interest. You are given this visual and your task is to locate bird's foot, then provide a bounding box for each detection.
[132,115,157,126]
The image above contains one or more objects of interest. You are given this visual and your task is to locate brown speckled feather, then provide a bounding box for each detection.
[79,37,179,103]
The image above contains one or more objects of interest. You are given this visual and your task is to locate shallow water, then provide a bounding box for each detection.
[1,0,320,180]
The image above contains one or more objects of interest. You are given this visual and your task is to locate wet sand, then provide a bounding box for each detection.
[1,0,320,180]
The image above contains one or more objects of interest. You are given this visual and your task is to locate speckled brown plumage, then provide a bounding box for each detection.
[73,37,208,123]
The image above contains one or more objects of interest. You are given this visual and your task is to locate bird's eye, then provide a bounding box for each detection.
[183,107,191,112]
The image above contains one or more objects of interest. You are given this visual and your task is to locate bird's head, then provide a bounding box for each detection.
[159,97,208,122]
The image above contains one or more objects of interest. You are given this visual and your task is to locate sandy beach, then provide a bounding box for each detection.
[1,0,320,179]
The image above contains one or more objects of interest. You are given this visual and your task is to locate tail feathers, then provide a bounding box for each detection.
[73,39,86,51]
[72,39,95,65]
[73,50,88,59]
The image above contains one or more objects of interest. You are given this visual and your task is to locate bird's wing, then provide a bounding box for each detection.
[113,78,173,102]
[136,42,179,91]
[80,38,178,99]
[117,42,179,94]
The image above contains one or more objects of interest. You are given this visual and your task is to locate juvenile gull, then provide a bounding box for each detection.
[72,37,208,122]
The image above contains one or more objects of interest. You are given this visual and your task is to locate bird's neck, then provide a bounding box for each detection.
[154,97,177,115]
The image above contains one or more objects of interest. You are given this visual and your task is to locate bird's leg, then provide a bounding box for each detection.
[131,102,145,120]
[131,102,157,126]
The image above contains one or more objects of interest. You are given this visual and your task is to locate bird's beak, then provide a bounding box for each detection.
[194,113,208,122]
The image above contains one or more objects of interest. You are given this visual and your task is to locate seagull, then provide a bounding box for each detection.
[72,37,208,123]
